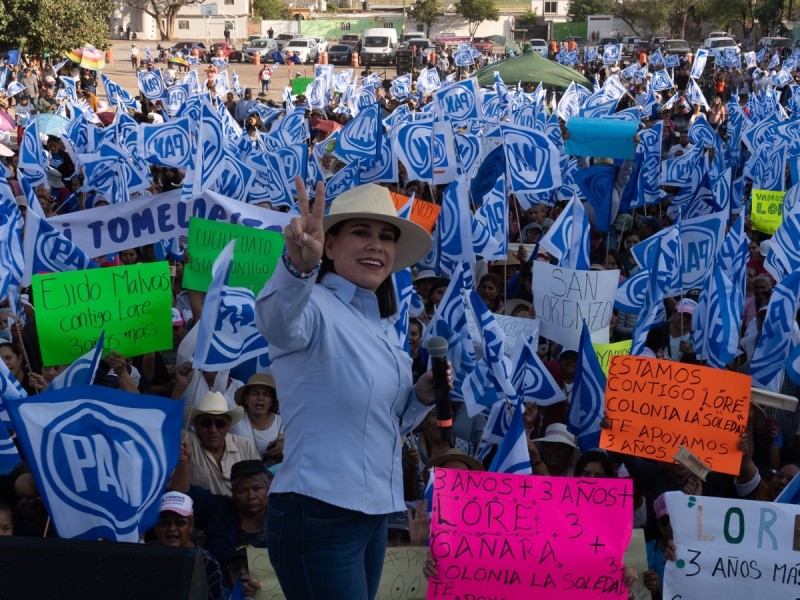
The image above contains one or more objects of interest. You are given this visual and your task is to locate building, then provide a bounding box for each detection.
[110,0,250,42]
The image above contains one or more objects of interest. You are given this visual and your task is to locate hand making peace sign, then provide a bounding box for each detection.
[284,177,326,273]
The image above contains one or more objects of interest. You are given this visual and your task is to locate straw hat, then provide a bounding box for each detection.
[425,449,485,471]
[185,391,243,426]
[233,373,277,407]
[324,183,432,271]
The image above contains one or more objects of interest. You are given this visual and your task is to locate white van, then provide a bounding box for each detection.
[361,27,398,66]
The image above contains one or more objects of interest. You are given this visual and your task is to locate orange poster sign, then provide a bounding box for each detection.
[600,355,751,476]
[390,192,441,235]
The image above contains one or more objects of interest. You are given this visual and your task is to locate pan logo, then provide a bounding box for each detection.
[42,403,165,535]
[503,129,558,191]
[439,86,476,122]
[165,85,188,112]
[138,71,164,100]
[346,106,378,152]
[216,159,247,199]
[397,124,432,176]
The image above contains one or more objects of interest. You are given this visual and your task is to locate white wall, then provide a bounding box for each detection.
[111,0,249,41]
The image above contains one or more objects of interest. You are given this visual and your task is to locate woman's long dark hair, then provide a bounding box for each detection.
[318,220,398,318]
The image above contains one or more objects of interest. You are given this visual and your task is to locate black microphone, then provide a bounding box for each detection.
[423,336,453,446]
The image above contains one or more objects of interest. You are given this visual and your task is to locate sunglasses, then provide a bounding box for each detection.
[157,516,191,528]
[198,417,229,430]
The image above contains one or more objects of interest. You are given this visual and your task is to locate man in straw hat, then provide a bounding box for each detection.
[185,391,259,496]
[255,180,445,598]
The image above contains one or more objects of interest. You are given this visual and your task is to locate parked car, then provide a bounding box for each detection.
[341,34,362,44]
[243,38,278,63]
[528,38,548,57]
[758,36,792,51]
[275,33,296,51]
[310,36,328,54]
[281,38,319,63]
[650,37,668,50]
[327,43,353,65]
[404,38,432,54]
[705,36,739,60]
[662,39,691,57]
[633,39,651,56]
[170,41,206,56]
[621,36,644,55]
[206,42,242,62]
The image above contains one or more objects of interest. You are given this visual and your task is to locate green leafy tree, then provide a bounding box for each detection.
[568,0,615,20]
[455,0,499,38]
[516,8,537,26]
[754,0,787,35]
[614,0,668,37]
[410,0,440,36]
[253,0,293,19]
[1,0,113,53]
[707,0,757,40]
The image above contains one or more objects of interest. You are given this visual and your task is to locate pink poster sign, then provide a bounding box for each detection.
[427,469,634,600]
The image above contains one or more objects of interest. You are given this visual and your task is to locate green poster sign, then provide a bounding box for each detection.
[33,262,173,367]
[183,218,284,294]
[291,77,314,95]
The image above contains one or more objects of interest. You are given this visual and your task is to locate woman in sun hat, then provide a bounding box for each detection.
[255,180,443,599]
[231,373,283,465]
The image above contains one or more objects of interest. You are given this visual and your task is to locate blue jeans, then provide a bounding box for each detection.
[267,493,388,599]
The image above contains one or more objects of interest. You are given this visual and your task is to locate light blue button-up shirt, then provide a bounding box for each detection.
[255,262,433,514]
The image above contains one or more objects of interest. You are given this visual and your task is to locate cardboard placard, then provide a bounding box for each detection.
[291,77,314,95]
[593,340,632,375]
[389,192,442,235]
[750,189,784,235]
[664,492,800,599]
[429,468,633,599]
[600,356,751,475]
[183,218,284,294]
[32,262,173,366]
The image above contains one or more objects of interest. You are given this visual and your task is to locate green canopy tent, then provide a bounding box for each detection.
[484,35,521,55]
[473,51,592,90]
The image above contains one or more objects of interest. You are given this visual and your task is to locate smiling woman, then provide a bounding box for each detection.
[255,181,439,599]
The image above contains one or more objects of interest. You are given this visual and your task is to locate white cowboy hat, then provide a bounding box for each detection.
[324,183,432,271]
[533,423,578,448]
[184,391,243,426]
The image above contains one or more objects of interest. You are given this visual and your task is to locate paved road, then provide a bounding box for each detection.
[102,39,397,102]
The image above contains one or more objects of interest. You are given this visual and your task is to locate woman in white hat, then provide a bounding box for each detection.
[231,373,283,465]
[255,180,440,599]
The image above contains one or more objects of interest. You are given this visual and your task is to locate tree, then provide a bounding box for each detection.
[121,0,205,41]
[410,0,440,36]
[707,0,757,41]
[754,0,787,35]
[253,0,292,19]
[614,0,668,37]
[0,0,113,53]
[454,0,499,38]
[568,0,615,20]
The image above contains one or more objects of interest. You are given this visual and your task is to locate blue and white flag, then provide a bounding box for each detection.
[5,80,24,97]
[211,57,230,70]
[22,209,98,286]
[584,46,597,62]
[18,121,48,186]
[568,322,607,452]
[691,49,709,79]
[751,271,800,392]
[693,262,742,368]
[635,122,664,207]
[332,69,353,93]
[137,69,165,101]
[139,116,193,169]
[603,44,622,64]
[49,332,105,390]
[334,102,381,162]
[325,159,361,204]
[488,404,532,475]
[510,335,565,405]
[500,123,561,195]
[649,49,665,67]
[391,268,414,352]
[214,71,230,96]
[417,67,441,96]
[393,121,433,182]
[768,51,780,71]
[744,51,757,69]
[766,202,800,281]
[0,419,20,474]
[434,78,482,122]
[453,49,474,67]
[472,175,507,260]
[438,175,475,274]
[574,165,614,231]
[0,180,24,301]
[615,268,649,313]
[556,81,589,122]
[756,47,767,64]
[540,194,590,270]
[6,385,182,542]
[664,54,680,68]
[231,70,243,95]
[650,68,674,92]
[686,78,709,110]
[390,73,412,100]
[630,246,667,355]
[100,73,139,110]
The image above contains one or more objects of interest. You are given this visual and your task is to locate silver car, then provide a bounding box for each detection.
[243,38,278,62]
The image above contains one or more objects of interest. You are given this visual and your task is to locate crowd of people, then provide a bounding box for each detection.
[0,30,799,599]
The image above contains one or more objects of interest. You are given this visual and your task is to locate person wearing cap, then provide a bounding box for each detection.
[152,492,223,600]
[520,222,542,245]
[171,458,270,589]
[666,298,697,362]
[255,180,439,598]
[231,374,283,464]
[184,391,259,496]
